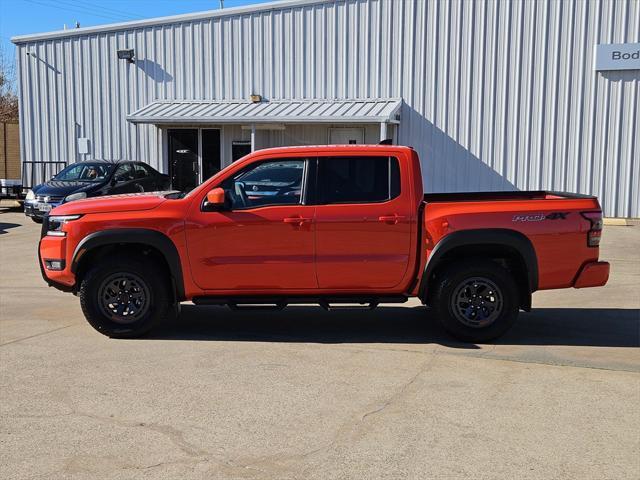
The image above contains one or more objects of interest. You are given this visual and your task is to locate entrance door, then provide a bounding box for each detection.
[329,127,364,145]
[202,129,221,181]
[168,129,198,192]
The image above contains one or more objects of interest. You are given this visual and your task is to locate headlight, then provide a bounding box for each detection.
[64,192,87,202]
[26,189,35,201]
[47,215,82,237]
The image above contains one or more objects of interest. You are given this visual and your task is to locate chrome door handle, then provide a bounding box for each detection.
[378,214,406,224]
[283,216,312,226]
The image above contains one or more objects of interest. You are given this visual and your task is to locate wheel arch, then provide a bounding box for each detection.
[419,229,538,310]
[71,229,185,301]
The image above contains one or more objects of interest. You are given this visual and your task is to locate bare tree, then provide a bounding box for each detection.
[0,43,19,122]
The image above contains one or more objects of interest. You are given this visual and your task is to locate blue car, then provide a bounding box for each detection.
[24,160,170,222]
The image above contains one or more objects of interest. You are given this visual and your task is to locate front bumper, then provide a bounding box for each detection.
[24,202,39,218]
[38,217,76,293]
[573,261,610,288]
[25,201,61,219]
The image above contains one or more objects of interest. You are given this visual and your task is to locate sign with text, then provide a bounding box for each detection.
[595,43,640,71]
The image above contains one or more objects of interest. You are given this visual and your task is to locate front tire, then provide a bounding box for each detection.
[79,255,171,338]
[431,259,519,343]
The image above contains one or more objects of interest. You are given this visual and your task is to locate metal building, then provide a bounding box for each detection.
[11,0,640,217]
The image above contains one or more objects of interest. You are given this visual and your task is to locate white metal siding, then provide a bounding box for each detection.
[14,0,640,216]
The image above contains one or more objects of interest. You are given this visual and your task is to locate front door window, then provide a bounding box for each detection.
[220,159,305,209]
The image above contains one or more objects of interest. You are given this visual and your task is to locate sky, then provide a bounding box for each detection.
[0,0,272,57]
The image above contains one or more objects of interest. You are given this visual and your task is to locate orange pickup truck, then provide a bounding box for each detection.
[38,145,609,342]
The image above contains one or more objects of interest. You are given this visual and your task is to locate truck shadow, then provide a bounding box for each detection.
[0,222,21,234]
[147,305,640,348]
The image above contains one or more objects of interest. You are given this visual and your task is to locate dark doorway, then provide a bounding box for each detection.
[202,129,221,181]
[168,129,198,192]
[232,141,252,162]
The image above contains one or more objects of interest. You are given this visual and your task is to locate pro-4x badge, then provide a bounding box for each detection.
[546,212,570,220]
[512,212,570,222]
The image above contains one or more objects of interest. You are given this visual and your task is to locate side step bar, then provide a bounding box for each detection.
[192,295,408,311]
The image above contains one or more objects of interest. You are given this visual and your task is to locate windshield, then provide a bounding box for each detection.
[54,163,114,182]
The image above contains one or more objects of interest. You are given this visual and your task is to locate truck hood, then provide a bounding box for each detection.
[50,191,175,215]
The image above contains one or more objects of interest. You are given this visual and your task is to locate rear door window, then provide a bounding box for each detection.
[114,164,135,181]
[317,156,400,204]
[134,163,151,179]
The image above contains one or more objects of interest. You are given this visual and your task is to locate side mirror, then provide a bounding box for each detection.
[204,187,226,210]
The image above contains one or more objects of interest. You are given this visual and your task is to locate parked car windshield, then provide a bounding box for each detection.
[54,163,114,182]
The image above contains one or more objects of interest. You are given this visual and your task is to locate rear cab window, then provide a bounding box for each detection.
[317,156,400,204]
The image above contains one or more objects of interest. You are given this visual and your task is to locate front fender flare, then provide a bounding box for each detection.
[71,228,185,301]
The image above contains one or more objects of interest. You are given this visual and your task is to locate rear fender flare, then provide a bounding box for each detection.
[419,228,538,306]
[71,228,185,301]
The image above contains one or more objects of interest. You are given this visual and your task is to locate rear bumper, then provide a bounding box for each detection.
[574,261,610,288]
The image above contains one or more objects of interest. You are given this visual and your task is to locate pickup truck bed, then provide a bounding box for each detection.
[418,189,605,296]
[37,145,609,342]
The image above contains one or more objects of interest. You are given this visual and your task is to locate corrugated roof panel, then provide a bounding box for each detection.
[127,98,403,124]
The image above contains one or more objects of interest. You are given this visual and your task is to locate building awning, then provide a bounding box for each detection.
[126,98,402,125]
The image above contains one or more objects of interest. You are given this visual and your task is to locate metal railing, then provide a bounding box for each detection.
[22,161,68,189]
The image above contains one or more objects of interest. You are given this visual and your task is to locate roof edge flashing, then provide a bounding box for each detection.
[11,0,328,44]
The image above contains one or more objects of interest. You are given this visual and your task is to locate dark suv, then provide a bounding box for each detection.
[25,160,170,222]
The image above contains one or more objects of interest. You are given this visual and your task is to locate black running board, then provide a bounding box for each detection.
[192,295,408,311]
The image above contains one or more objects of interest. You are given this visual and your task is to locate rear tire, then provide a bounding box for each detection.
[31,217,43,224]
[431,259,519,343]
[79,255,171,338]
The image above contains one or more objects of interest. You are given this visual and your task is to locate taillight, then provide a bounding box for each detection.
[581,211,603,247]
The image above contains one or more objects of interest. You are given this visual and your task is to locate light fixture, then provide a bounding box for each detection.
[117,49,135,64]
[44,259,65,271]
